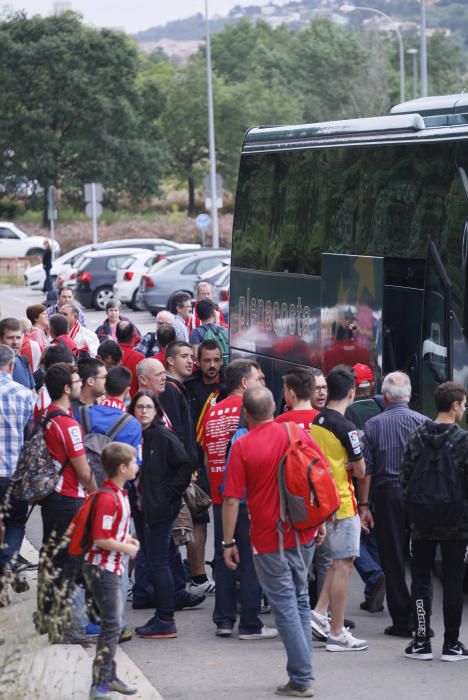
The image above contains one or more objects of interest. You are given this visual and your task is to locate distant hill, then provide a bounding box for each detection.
[133,1,468,53]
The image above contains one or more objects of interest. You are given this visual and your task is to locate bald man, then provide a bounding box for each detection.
[136,310,176,358]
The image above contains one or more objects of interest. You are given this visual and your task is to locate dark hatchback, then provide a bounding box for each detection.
[74,247,152,310]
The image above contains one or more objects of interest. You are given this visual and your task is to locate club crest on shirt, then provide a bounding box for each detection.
[102,515,113,530]
[68,426,83,448]
[348,430,361,453]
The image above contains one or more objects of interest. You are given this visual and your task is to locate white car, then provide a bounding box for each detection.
[24,243,97,290]
[113,250,164,310]
[0,222,60,259]
[56,238,201,291]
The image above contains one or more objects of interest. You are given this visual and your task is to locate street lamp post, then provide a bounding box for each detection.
[341,4,405,103]
[406,48,418,99]
[205,0,220,248]
[420,0,428,97]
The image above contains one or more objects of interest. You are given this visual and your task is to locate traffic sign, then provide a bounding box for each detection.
[48,207,57,221]
[203,173,223,189]
[196,213,211,231]
[85,202,103,219]
[84,183,103,202]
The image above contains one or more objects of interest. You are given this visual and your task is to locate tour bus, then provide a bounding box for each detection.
[229,94,468,417]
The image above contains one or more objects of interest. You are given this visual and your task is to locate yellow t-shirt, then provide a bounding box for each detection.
[311,407,362,520]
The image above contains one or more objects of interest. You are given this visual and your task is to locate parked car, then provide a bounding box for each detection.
[74,248,153,310]
[113,250,165,310]
[24,243,97,290]
[140,249,230,315]
[0,222,60,259]
[195,262,230,322]
[56,238,198,290]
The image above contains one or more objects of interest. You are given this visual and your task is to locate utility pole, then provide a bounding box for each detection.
[205,0,220,248]
[420,0,428,97]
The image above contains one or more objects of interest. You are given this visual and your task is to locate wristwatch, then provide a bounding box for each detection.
[222,539,237,549]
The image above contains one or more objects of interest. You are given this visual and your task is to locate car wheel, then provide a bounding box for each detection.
[26,248,44,258]
[92,286,113,310]
[130,289,144,311]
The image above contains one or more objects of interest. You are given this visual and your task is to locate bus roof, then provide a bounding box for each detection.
[242,94,468,152]
[390,93,468,116]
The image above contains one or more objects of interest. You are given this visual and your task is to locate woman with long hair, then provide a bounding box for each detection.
[128,390,192,639]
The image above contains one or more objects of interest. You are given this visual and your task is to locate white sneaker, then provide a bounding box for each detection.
[238,625,279,640]
[310,610,330,641]
[189,579,216,596]
[326,628,368,652]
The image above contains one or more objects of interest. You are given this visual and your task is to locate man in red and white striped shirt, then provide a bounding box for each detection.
[36,362,96,644]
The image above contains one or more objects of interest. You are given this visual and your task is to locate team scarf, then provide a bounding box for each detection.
[195,387,221,444]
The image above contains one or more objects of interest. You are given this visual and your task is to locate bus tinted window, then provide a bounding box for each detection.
[232,141,468,319]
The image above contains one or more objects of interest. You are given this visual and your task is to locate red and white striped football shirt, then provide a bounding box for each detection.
[84,480,131,576]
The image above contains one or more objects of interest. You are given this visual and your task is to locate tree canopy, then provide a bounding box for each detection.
[0,11,466,221]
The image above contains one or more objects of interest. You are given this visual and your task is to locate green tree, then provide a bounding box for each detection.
[0,12,164,224]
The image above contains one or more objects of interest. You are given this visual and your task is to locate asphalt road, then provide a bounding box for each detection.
[0,284,156,337]
[5,284,468,700]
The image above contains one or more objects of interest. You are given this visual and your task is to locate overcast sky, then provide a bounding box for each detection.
[6,1,289,33]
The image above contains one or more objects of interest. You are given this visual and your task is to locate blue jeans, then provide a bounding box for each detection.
[354,527,383,599]
[144,518,177,620]
[83,564,122,685]
[254,541,315,688]
[0,477,28,575]
[212,504,263,634]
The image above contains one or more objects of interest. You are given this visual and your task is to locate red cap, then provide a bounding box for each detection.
[352,363,374,387]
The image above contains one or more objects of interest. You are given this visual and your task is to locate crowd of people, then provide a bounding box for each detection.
[1,281,468,699]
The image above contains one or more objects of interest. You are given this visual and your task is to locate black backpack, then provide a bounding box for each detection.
[406,428,466,532]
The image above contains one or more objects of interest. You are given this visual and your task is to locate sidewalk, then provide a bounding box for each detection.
[0,538,163,700]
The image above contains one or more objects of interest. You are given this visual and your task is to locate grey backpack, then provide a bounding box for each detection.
[79,405,133,486]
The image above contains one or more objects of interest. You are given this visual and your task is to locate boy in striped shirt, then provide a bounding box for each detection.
[83,443,140,700]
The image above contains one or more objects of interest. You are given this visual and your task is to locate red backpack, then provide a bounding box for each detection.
[67,487,117,557]
[278,422,340,546]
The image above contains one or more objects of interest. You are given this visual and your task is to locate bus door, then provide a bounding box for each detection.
[320,253,383,383]
[420,239,453,418]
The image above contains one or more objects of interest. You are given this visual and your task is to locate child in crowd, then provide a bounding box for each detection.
[83,442,140,700]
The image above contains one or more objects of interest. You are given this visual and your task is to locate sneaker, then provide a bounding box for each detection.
[260,601,272,614]
[174,592,206,611]
[10,572,30,594]
[135,616,177,639]
[216,628,233,637]
[189,578,216,595]
[85,622,101,635]
[119,628,133,643]
[16,554,38,571]
[89,683,112,699]
[275,680,314,697]
[51,628,98,645]
[405,638,432,660]
[310,610,330,641]
[360,600,384,613]
[109,677,138,695]
[441,641,468,662]
[326,628,368,652]
[239,625,278,640]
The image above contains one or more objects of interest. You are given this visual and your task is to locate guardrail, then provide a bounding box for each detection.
[0,256,42,285]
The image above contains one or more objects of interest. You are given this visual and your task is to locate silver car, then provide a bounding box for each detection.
[140,249,230,314]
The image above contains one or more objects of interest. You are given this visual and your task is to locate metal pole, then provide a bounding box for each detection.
[406,48,418,100]
[344,6,405,103]
[205,0,219,248]
[420,0,428,97]
[91,182,98,245]
[50,216,55,262]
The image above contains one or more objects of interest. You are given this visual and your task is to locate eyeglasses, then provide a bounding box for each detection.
[135,404,156,411]
[313,385,328,392]
[71,378,82,385]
